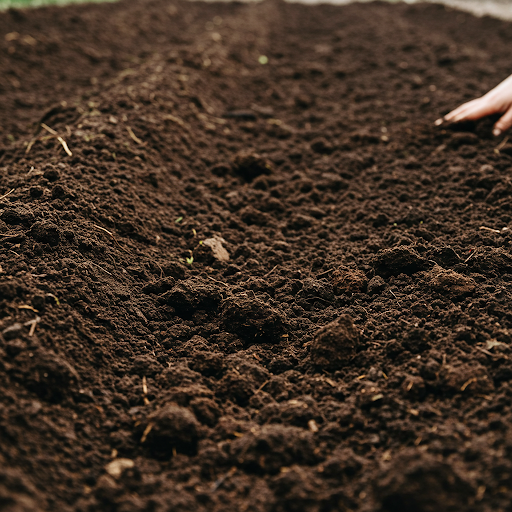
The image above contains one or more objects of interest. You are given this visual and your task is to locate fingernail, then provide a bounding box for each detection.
[434,118,443,126]
[493,128,502,137]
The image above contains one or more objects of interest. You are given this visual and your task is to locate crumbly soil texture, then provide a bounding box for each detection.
[1,0,512,510]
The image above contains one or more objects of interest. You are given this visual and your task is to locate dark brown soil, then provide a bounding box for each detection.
[1,0,512,510]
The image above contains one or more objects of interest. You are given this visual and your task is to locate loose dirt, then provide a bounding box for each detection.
[1,0,512,510]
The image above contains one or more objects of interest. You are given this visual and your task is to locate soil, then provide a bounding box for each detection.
[1,0,512,510]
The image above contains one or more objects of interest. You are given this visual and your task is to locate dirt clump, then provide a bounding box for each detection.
[427,264,476,298]
[232,151,273,181]
[143,405,200,458]
[221,293,287,342]
[373,246,429,277]
[375,450,474,512]
[331,266,368,295]
[310,315,359,369]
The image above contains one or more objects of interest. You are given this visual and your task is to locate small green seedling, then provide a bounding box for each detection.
[46,293,60,306]
[186,256,194,265]
[175,216,183,224]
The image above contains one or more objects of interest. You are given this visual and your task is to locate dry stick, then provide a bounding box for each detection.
[464,248,478,264]
[0,189,15,202]
[496,136,509,152]
[26,138,37,154]
[40,123,72,156]
[316,268,334,278]
[460,377,477,392]
[127,126,143,144]
[142,376,149,405]
[479,226,501,234]
[263,265,278,278]
[57,136,73,157]
[40,123,57,135]
[93,224,129,253]
[140,423,153,443]
[88,260,113,276]
[24,315,41,337]
[475,345,508,360]
[207,275,229,287]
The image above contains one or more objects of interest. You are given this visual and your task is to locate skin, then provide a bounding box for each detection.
[436,73,512,136]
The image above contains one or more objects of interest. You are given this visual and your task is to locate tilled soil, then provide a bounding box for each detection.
[1,0,512,510]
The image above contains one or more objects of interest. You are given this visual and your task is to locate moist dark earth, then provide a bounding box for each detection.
[1,0,512,510]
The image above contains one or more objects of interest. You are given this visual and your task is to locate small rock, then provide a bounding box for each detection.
[310,315,359,369]
[202,236,230,262]
[367,275,386,294]
[105,458,134,478]
[2,323,24,340]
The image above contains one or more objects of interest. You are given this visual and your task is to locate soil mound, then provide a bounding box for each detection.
[1,0,512,510]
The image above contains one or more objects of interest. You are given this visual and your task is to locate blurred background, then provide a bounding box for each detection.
[0,0,511,24]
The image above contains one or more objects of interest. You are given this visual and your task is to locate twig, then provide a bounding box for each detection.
[127,126,143,145]
[464,248,477,264]
[25,138,37,154]
[41,123,57,135]
[88,260,112,276]
[24,315,41,337]
[263,265,278,278]
[207,275,229,287]
[93,224,128,253]
[0,189,15,201]
[479,226,501,234]
[496,136,509,152]
[460,377,476,392]
[475,346,508,360]
[93,224,114,237]
[140,423,153,443]
[57,136,72,156]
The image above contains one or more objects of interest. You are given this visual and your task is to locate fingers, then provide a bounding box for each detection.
[443,99,479,122]
[494,106,512,136]
[444,97,497,123]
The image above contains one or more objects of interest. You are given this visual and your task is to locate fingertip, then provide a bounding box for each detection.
[493,128,502,137]
[434,118,444,126]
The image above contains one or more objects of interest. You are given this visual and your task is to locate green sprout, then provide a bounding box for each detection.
[46,293,60,306]
[175,216,183,224]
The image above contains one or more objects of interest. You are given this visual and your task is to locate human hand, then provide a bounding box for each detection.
[436,73,512,136]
